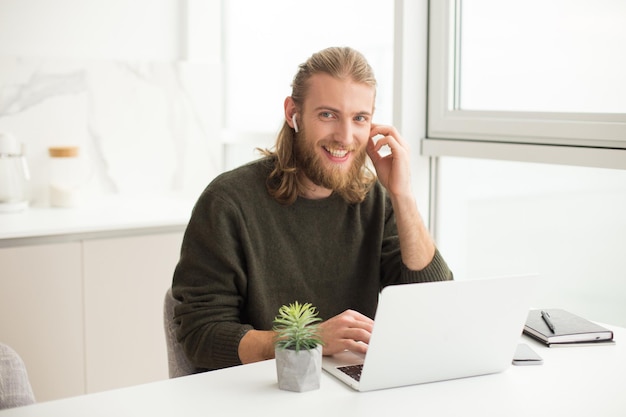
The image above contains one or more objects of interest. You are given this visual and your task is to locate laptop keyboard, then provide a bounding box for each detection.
[338,364,363,381]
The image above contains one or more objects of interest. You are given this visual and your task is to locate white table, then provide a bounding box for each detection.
[2,326,624,417]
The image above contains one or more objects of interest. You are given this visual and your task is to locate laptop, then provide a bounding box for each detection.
[322,274,539,391]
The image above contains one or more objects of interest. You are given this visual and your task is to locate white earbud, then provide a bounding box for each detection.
[291,113,299,133]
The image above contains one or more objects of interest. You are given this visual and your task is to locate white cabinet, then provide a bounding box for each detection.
[82,233,182,393]
[0,243,85,402]
[0,231,184,402]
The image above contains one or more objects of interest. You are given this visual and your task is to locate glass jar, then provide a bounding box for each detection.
[48,146,83,208]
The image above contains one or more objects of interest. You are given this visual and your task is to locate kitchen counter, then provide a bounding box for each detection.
[0,196,195,247]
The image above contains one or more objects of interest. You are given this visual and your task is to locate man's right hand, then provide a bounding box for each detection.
[319,309,374,356]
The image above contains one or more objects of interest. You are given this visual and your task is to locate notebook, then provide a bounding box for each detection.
[523,308,614,347]
[322,274,539,391]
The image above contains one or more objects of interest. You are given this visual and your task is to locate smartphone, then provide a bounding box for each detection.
[512,343,543,366]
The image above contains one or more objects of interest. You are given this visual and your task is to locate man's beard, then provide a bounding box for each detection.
[294,135,367,193]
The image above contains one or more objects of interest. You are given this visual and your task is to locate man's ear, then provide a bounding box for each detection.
[284,96,298,131]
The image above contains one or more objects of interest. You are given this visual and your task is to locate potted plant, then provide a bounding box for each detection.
[273,301,324,392]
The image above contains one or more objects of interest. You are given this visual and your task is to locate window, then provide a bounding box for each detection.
[436,157,626,327]
[429,0,626,327]
[459,0,626,114]
[425,0,626,169]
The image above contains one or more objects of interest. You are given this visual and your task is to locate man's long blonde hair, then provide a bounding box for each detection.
[260,47,377,205]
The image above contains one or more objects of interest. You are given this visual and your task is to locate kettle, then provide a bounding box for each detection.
[0,132,30,212]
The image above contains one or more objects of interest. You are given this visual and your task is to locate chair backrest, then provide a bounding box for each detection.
[163,288,198,378]
[0,343,36,410]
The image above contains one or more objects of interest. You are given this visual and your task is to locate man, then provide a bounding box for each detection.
[172,46,452,372]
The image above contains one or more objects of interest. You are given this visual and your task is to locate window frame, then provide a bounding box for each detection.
[424,0,626,170]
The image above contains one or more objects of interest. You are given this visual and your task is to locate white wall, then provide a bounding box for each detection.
[0,0,182,60]
[0,0,223,204]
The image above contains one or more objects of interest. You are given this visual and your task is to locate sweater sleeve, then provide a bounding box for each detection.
[172,187,253,371]
[399,248,454,283]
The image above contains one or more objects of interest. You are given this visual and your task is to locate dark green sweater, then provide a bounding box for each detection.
[172,157,452,371]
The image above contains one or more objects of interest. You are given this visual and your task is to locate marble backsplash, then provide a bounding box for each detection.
[0,57,222,207]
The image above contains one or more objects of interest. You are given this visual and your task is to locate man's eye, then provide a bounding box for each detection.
[320,112,333,118]
[355,115,367,122]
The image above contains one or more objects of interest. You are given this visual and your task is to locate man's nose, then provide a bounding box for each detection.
[334,120,354,145]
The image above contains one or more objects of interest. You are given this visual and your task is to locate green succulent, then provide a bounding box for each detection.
[273,301,323,352]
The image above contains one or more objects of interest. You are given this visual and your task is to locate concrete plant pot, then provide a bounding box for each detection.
[275,345,322,392]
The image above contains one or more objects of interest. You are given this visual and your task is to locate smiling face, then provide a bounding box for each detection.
[291,73,375,198]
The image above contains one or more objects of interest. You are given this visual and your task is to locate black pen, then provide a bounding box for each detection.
[541,310,556,333]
